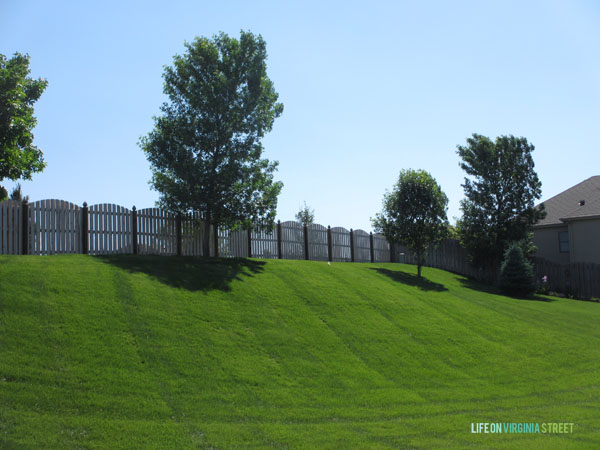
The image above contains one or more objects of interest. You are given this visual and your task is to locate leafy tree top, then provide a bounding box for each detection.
[372,169,448,276]
[0,53,47,186]
[457,134,545,267]
[140,31,283,237]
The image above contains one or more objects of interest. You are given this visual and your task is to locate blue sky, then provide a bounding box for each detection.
[2,0,599,231]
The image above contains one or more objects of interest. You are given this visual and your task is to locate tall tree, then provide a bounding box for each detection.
[372,169,448,278]
[140,31,283,255]
[0,53,47,201]
[456,134,545,268]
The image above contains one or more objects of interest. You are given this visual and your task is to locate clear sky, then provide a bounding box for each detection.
[2,0,599,231]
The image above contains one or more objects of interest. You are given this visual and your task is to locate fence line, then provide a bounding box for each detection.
[250,224,277,259]
[137,208,178,256]
[28,199,81,255]
[353,229,371,263]
[0,200,22,255]
[331,227,351,262]
[307,224,329,262]
[280,220,304,260]
[1,199,598,299]
[532,257,600,300]
[218,227,248,258]
[373,233,390,263]
[88,203,133,255]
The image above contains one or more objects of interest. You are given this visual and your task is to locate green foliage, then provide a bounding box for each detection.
[372,169,448,277]
[295,201,315,226]
[1,256,599,448]
[0,185,7,202]
[457,134,545,268]
[140,31,283,255]
[499,243,536,296]
[447,224,460,241]
[9,182,28,202]
[0,53,47,195]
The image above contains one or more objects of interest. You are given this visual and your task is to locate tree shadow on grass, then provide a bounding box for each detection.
[370,268,448,292]
[458,276,556,302]
[97,255,266,292]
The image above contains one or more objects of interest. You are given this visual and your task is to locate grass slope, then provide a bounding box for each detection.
[0,255,599,449]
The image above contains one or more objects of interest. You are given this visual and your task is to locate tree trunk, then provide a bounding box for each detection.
[416,247,425,278]
[203,211,212,257]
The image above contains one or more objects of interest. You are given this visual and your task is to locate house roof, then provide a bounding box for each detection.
[535,176,600,227]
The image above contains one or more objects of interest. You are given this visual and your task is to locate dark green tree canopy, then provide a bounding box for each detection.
[140,31,283,254]
[372,169,449,277]
[499,243,536,297]
[456,134,545,268]
[0,53,47,199]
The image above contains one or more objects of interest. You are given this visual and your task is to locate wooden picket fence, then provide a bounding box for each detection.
[2,198,598,300]
[0,200,22,255]
[532,257,600,300]
[0,199,391,264]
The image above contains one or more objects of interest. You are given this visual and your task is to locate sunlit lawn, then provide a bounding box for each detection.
[1,255,598,448]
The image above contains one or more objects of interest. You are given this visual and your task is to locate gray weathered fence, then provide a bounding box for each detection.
[28,199,81,255]
[2,198,597,300]
[0,200,22,255]
[307,224,329,261]
[0,199,391,264]
[532,257,600,300]
[88,203,132,255]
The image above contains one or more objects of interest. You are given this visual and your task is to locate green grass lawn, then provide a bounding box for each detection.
[0,255,599,449]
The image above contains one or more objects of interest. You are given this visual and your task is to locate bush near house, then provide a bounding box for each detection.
[500,243,536,296]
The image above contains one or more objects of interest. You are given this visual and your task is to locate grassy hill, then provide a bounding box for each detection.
[0,255,599,449]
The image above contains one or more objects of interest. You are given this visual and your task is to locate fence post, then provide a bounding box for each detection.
[370,232,374,263]
[247,228,252,258]
[350,229,355,262]
[390,242,395,263]
[21,200,29,255]
[132,206,138,255]
[327,225,332,262]
[277,220,282,259]
[176,213,182,256]
[304,224,309,260]
[81,202,89,255]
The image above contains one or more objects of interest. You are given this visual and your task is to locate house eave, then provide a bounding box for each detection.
[559,214,600,223]
[533,222,568,230]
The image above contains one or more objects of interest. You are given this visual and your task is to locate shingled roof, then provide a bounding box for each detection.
[535,176,600,227]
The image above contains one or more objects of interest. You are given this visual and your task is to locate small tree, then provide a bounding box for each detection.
[372,169,449,278]
[0,53,48,197]
[499,243,535,297]
[295,201,314,227]
[457,134,545,269]
[9,183,28,202]
[140,31,283,256]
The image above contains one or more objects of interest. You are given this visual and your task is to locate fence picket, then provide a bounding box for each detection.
[0,200,23,254]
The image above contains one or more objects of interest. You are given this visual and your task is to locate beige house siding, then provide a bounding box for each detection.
[533,226,570,264]
[568,218,600,264]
